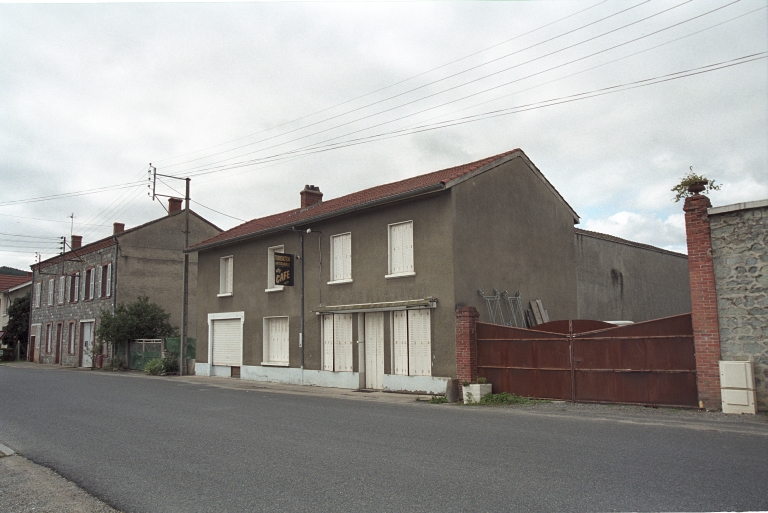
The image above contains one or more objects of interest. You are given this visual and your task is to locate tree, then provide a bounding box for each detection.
[4,292,30,360]
[96,296,178,349]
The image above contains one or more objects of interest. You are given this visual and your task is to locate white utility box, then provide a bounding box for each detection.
[719,360,757,414]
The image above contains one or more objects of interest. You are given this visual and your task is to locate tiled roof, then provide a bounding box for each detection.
[0,274,32,292]
[190,149,523,251]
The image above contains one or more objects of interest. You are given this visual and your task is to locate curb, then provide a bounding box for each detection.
[0,443,16,457]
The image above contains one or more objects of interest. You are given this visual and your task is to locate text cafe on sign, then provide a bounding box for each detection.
[274,252,294,287]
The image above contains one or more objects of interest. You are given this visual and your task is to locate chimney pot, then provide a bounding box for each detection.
[300,185,323,208]
[71,235,82,249]
[113,223,125,235]
[169,197,183,213]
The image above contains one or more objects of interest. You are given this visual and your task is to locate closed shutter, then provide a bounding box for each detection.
[106,264,112,297]
[322,315,334,371]
[390,224,404,274]
[267,317,289,364]
[211,318,242,366]
[89,269,95,300]
[393,310,409,375]
[342,234,351,280]
[48,279,54,305]
[402,222,414,272]
[332,236,343,281]
[333,314,353,372]
[408,309,431,376]
[34,282,41,308]
[58,276,65,304]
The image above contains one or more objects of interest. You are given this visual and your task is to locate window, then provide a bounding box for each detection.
[69,273,80,303]
[67,322,76,354]
[262,316,289,366]
[34,282,41,308]
[391,309,432,377]
[266,245,284,292]
[45,324,51,353]
[329,233,352,283]
[83,268,95,300]
[101,263,112,298]
[47,279,54,306]
[57,276,65,304]
[321,314,353,372]
[387,221,414,278]
[218,256,233,296]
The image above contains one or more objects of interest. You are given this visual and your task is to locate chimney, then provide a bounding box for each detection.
[300,185,323,208]
[169,197,183,213]
[113,222,125,235]
[71,235,82,249]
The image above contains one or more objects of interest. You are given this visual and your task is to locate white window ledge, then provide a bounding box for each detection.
[261,361,289,367]
[385,272,416,279]
[265,287,284,293]
[217,292,233,297]
[328,278,353,285]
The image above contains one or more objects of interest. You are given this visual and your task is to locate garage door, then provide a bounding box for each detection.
[211,318,242,366]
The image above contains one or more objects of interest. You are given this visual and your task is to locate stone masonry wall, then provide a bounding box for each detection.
[709,204,768,411]
[31,245,116,367]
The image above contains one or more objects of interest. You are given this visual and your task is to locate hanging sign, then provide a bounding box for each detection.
[274,252,294,286]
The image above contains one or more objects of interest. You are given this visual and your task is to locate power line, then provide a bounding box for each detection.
[0,181,144,208]
[152,0,609,166]
[161,1,656,172]
[169,0,708,177]
[180,1,749,179]
[0,212,112,227]
[0,232,61,240]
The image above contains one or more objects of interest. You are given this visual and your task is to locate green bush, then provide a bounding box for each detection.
[144,358,164,375]
[475,392,543,405]
[162,353,179,374]
[105,356,125,371]
[428,395,448,404]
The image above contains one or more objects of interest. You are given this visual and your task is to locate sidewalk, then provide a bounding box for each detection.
[0,445,118,513]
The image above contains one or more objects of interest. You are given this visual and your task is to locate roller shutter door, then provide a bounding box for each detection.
[212,318,242,366]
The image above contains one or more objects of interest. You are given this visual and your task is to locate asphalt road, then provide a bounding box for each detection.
[1,364,767,513]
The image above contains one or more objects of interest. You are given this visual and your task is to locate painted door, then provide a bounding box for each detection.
[80,322,93,368]
[322,315,334,371]
[211,318,242,367]
[365,312,384,389]
[54,324,62,364]
[407,309,432,376]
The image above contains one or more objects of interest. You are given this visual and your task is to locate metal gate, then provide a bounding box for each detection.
[476,314,697,407]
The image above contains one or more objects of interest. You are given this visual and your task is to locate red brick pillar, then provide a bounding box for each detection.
[455,306,479,384]
[684,193,721,409]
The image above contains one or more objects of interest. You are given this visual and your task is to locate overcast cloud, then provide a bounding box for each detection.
[1,0,766,271]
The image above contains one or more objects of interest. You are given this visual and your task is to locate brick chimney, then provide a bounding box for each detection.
[169,197,183,213]
[300,185,323,208]
[113,222,125,235]
[683,191,721,410]
[71,235,82,249]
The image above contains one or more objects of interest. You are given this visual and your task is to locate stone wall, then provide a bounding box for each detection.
[709,200,768,411]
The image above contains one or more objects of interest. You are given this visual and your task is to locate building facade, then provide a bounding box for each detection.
[30,200,221,367]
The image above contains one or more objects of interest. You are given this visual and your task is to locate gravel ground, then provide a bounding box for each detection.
[0,454,119,513]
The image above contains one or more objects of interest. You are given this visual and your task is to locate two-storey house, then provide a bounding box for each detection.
[30,198,221,367]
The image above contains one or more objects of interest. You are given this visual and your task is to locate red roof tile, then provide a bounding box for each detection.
[0,274,32,292]
[190,150,522,251]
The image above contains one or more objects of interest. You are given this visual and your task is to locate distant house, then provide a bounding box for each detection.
[1,272,32,330]
[188,149,691,394]
[29,198,221,367]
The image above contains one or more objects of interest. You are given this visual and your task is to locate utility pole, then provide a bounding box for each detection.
[149,164,191,375]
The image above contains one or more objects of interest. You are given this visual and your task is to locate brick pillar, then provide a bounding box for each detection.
[684,193,721,409]
[455,306,479,384]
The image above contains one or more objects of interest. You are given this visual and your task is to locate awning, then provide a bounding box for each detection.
[314,297,437,315]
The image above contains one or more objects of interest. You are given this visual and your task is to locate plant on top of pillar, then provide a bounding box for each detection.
[672,170,721,202]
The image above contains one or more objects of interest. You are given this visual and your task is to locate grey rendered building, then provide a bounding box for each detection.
[189,149,691,394]
[30,199,221,367]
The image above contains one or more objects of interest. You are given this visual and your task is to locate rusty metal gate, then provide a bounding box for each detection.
[476,314,697,407]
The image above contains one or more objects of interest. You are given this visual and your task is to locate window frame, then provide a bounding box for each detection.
[262,316,289,366]
[328,232,353,284]
[218,256,233,297]
[386,220,415,279]
[265,245,285,292]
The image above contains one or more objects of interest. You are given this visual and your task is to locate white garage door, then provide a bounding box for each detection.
[211,318,242,366]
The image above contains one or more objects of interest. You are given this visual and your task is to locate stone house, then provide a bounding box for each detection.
[188,149,691,394]
[684,195,767,411]
[29,199,221,367]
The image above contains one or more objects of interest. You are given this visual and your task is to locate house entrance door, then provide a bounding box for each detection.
[80,322,94,368]
[364,312,384,389]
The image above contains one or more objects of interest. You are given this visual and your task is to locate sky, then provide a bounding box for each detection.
[1,0,766,271]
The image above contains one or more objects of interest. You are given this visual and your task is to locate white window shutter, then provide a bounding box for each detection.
[106,264,112,297]
[408,309,431,376]
[393,310,409,375]
[226,258,233,293]
[390,225,402,274]
[75,274,80,302]
[322,315,334,371]
[342,234,351,280]
[48,279,54,305]
[333,314,353,372]
[95,267,101,298]
[89,269,95,300]
[404,222,414,272]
